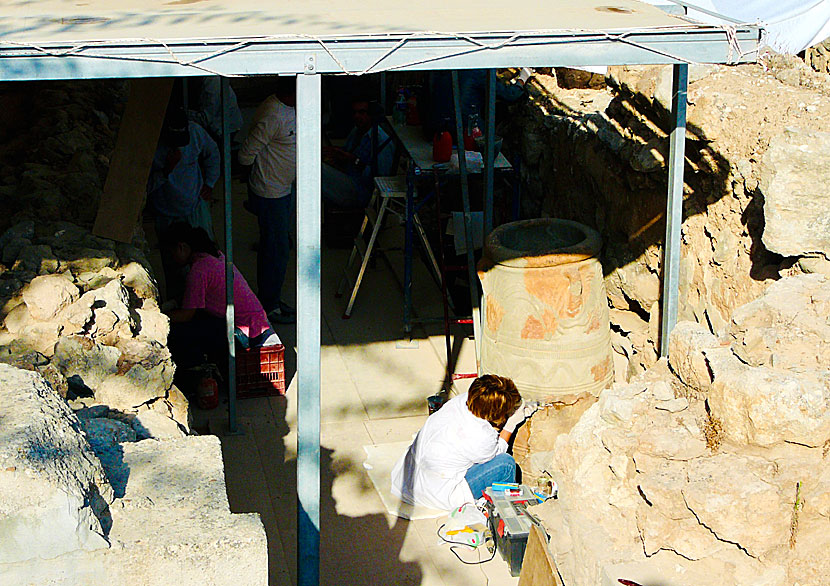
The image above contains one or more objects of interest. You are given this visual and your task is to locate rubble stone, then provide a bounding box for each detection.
[0,364,111,564]
[22,273,79,320]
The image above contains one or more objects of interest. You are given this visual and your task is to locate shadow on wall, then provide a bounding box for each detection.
[501,67,783,327]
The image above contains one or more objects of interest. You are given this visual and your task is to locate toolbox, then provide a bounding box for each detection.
[483,485,546,577]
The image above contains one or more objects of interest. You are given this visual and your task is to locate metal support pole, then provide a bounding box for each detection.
[483,69,496,237]
[403,163,415,335]
[451,71,482,372]
[659,64,688,358]
[221,77,238,434]
[296,67,322,586]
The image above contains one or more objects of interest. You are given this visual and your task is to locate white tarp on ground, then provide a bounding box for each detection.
[650,0,830,53]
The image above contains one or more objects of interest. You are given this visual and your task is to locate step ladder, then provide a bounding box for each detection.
[336,175,441,319]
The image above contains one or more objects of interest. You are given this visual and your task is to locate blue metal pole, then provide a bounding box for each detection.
[221,76,237,434]
[484,69,496,236]
[296,68,322,586]
[659,64,688,358]
[451,70,482,372]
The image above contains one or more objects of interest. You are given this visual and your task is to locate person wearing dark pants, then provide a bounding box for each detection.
[248,185,292,323]
[238,77,297,324]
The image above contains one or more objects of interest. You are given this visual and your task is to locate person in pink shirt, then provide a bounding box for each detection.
[160,223,278,387]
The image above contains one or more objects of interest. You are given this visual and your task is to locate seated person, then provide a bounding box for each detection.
[322,97,394,209]
[390,374,536,510]
[160,223,278,387]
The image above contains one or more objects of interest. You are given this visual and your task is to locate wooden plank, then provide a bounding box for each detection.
[518,524,563,586]
[93,78,172,243]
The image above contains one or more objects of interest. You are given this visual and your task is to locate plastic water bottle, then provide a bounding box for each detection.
[393,89,407,125]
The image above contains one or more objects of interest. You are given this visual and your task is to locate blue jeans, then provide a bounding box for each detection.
[249,187,292,313]
[465,453,516,501]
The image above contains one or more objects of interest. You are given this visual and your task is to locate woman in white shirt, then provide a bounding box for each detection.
[391,374,535,511]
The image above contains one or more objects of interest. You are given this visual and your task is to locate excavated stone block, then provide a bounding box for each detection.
[705,348,830,448]
[0,364,111,564]
[728,274,830,371]
[760,129,830,259]
[682,453,789,558]
[0,436,267,586]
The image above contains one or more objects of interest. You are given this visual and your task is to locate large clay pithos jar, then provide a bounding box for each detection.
[478,218,614,403]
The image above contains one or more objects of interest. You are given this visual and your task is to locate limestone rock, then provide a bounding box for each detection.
[798,255,830,277]
[0,220,35,252]
[682,453,789,558]
[15,244,59,274]
[52,334,121,392]
[118,260,159,300]
[131,410,186,439]
[0,364,111,564]
[134,299,170,345]
[158,384,191,432]
[56,292,95,335]
[61,247,118,274]
[760,129,830,258]
[80,278,134,344]
[605,251,660,313]
[637,411,706,461]
[18,321,61,356]
[728,274,830,370]
[2,237,30,265]
[22,273,79,320]
[95,339,174,409]
[669,320,720,391]
[75,267,119,291]
[3,302,33,334]
[706,348,830,448]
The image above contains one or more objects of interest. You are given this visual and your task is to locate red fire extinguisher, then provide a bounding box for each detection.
[196,364,220,410]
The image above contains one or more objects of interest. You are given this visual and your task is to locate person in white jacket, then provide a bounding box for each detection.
[391,374,536,511]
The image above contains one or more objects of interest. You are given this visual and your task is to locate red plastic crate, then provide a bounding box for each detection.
[236,344,286,398]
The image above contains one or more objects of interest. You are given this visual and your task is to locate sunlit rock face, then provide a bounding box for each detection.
[532,275,830,586]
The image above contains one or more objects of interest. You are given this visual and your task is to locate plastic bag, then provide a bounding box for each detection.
[440,503,489,548]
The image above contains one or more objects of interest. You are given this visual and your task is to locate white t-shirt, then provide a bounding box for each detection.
[238,95,296,199]
[390,392,508,511]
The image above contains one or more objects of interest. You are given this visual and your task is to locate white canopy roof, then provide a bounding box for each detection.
[0,0,760,79]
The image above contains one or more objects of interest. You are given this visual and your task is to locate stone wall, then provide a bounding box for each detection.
[533,275,830,586]
[503,57,830,585]
[0,80,268,583]
[503,56,830,382]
